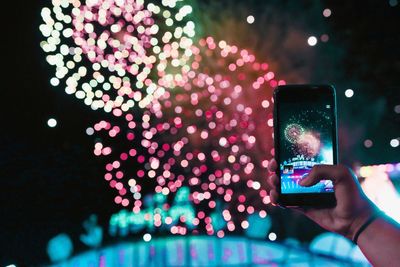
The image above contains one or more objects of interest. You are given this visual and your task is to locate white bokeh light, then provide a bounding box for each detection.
[268,232,277,241]
[307,36,317,46]
[86,127,94,136]
[47,118,57,128]
[345,89,354,98]
[246,15,255,24]
[143,233,152,242]
[390,139,399,148]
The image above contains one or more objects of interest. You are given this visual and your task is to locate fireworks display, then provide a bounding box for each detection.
[39,0,195,112]
[285,124,322,158]
[91,37,284,236]
[296,132,321,157]
[39,0,286,235]
[281,108,333,161]
[284,123,304,144]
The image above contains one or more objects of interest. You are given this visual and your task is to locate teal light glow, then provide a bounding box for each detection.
[109,186,196,236]
[245,213,272,239]
[48,236,366,266]
[80,214,103,248]
[47,233,73,262]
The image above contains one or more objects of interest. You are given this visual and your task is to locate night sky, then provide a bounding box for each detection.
[1,0,399,265]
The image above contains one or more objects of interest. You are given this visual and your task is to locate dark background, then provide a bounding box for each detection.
[1,0,399,265]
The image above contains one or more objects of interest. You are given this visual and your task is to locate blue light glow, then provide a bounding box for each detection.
[47,233,73,262]
[49,236,367,266]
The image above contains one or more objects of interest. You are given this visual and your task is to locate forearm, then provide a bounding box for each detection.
[357,216,400,267]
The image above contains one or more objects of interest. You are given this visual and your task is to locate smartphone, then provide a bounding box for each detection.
[273,84,338,207]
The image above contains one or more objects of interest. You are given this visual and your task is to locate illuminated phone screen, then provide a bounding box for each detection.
[278,90,336,194]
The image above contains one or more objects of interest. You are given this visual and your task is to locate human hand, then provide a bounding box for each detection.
[267,159,376,240]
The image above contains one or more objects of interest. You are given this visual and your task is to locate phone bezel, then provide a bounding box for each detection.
[273,84,338,207]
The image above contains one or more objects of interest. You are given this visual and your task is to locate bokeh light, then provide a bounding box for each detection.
[40,0,284,235]
[322,8,332,18]
[320,34,329,42]
[307,36,317,46]
[390,138,399,148]
[246,15,255,24]
[268,232,277,241]
[364,139,373,148]
[39,0,196,112]
[394,105,400,114]
[389,0,398,7]
[92,37,283,234]
[344,88,354,98]
[143,233,152,242]
[47,118,57,128]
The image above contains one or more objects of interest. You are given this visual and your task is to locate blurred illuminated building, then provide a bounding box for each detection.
[46,162,400,267]
[357,163,400,223]
[49,236,369,266]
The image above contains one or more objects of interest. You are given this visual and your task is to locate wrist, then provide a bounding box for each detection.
[345,206,376,240]
[352,213,379,244]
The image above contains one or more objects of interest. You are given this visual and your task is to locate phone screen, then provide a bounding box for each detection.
[277,89,336,194]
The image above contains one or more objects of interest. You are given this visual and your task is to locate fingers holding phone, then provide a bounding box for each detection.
[267,159,375,238]
[267,159,279,205]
